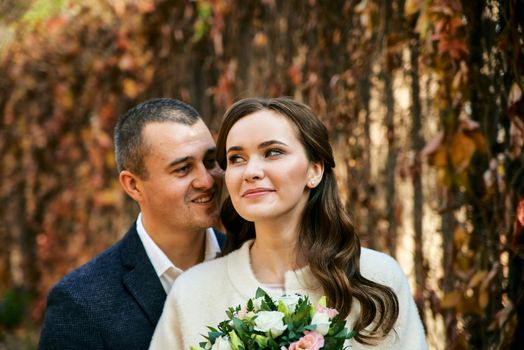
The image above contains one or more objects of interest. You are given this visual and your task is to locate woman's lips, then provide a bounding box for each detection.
[241,188,275,198]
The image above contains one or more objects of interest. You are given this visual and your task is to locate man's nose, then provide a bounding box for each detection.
[193,164,216,189]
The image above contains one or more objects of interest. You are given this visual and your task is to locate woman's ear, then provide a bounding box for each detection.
[119,170,143,202]
[306,161,324,188]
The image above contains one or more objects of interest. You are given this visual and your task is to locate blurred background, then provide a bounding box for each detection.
[0,0,523,349]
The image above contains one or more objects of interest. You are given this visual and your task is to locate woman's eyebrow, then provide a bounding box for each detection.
[226,140,288,154]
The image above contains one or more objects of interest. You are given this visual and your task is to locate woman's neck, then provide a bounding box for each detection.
[250,220,306,285]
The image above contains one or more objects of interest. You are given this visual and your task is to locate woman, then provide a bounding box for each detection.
[149,97,427,349]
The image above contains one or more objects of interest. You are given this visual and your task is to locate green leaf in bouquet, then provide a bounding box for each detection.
[205,329,223,343]
[253,334,269,347]
[229,329,245,350]
[267,337,280,350]
[217,320,232,334]
[277,299,289,315]
[246,298,254,312]
[189,345,206,350]
[255,287,268,299]
[304,324,317,331]
[261,294,277,311]
[289,300,312,327]
[231,316,250,338]
[227,305,242,319]
[323,336,346,349]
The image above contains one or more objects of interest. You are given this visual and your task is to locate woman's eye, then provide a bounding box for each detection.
[266,149,283,157]
[227,155,244,164]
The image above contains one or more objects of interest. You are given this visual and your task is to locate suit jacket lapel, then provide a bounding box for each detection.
[213,228,227,249]
[119,226,166,326]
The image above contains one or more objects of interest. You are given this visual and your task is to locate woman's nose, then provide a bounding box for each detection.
[243,158,264,182]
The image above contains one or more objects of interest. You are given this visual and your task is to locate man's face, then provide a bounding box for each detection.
[136,120,222,235]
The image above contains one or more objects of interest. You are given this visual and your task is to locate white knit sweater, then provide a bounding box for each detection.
[149,240,428,350]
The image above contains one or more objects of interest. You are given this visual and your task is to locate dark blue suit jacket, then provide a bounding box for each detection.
[38,224,226,350]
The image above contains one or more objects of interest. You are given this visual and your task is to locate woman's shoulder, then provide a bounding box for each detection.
[359,247,407,292]
[172,242,250,293]
[176,253,230,287]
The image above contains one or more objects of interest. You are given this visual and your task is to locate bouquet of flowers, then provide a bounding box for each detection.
[190,288,355,350]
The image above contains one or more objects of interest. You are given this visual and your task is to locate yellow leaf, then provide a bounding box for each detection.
[405,0,422,17]
[479,289,489,309]
[509,82,522,104]
[441,291,461,309]
[453,227,468,245]
[94,189,121,207]
[122,78,139,99]
[467,271,487,290]
[355,0,368,13]
[414,12,430,39]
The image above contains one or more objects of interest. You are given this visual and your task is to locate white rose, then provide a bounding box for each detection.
[252,297,265,311]
[311,311,331,335]
[211,336,233,350]
[254,311,287,337]
[279,294,301,313]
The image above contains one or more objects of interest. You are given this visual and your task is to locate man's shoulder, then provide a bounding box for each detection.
[50,245,119,300]
[50,227,138,296]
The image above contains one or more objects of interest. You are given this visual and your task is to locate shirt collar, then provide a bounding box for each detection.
[135,213,221,279]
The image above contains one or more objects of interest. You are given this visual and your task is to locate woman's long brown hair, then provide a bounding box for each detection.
[216,97,399,344]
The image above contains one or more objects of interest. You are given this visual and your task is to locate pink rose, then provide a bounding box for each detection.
[236,307,247,319]
[288,331,324,350]
[316,304,338,319]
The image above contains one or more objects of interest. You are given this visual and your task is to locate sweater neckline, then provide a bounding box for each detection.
[227,240,322,300]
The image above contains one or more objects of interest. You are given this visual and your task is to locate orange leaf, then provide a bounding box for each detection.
[422,133,446,167]
[517,199,524,226]
[465,130,487,154]
[138,0,155,13]
[287,65,302,86]
[438,39,469,60]
[253,32,268,48]
[450,132,476,171]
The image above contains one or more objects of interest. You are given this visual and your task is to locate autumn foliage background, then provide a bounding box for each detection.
[0,0,523,349]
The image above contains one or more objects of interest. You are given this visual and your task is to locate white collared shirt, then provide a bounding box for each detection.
[135,213,221,293]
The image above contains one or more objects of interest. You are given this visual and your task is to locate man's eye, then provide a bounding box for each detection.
[204,158,217,169]
[174,165,191,174]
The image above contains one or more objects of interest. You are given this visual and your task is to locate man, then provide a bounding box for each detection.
[39,98,226,349]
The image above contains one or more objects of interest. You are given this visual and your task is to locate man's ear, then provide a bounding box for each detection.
[119,170,143,202]
[306,161,324,189]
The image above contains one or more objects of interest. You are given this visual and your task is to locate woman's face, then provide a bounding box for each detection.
[224,110,323,225]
